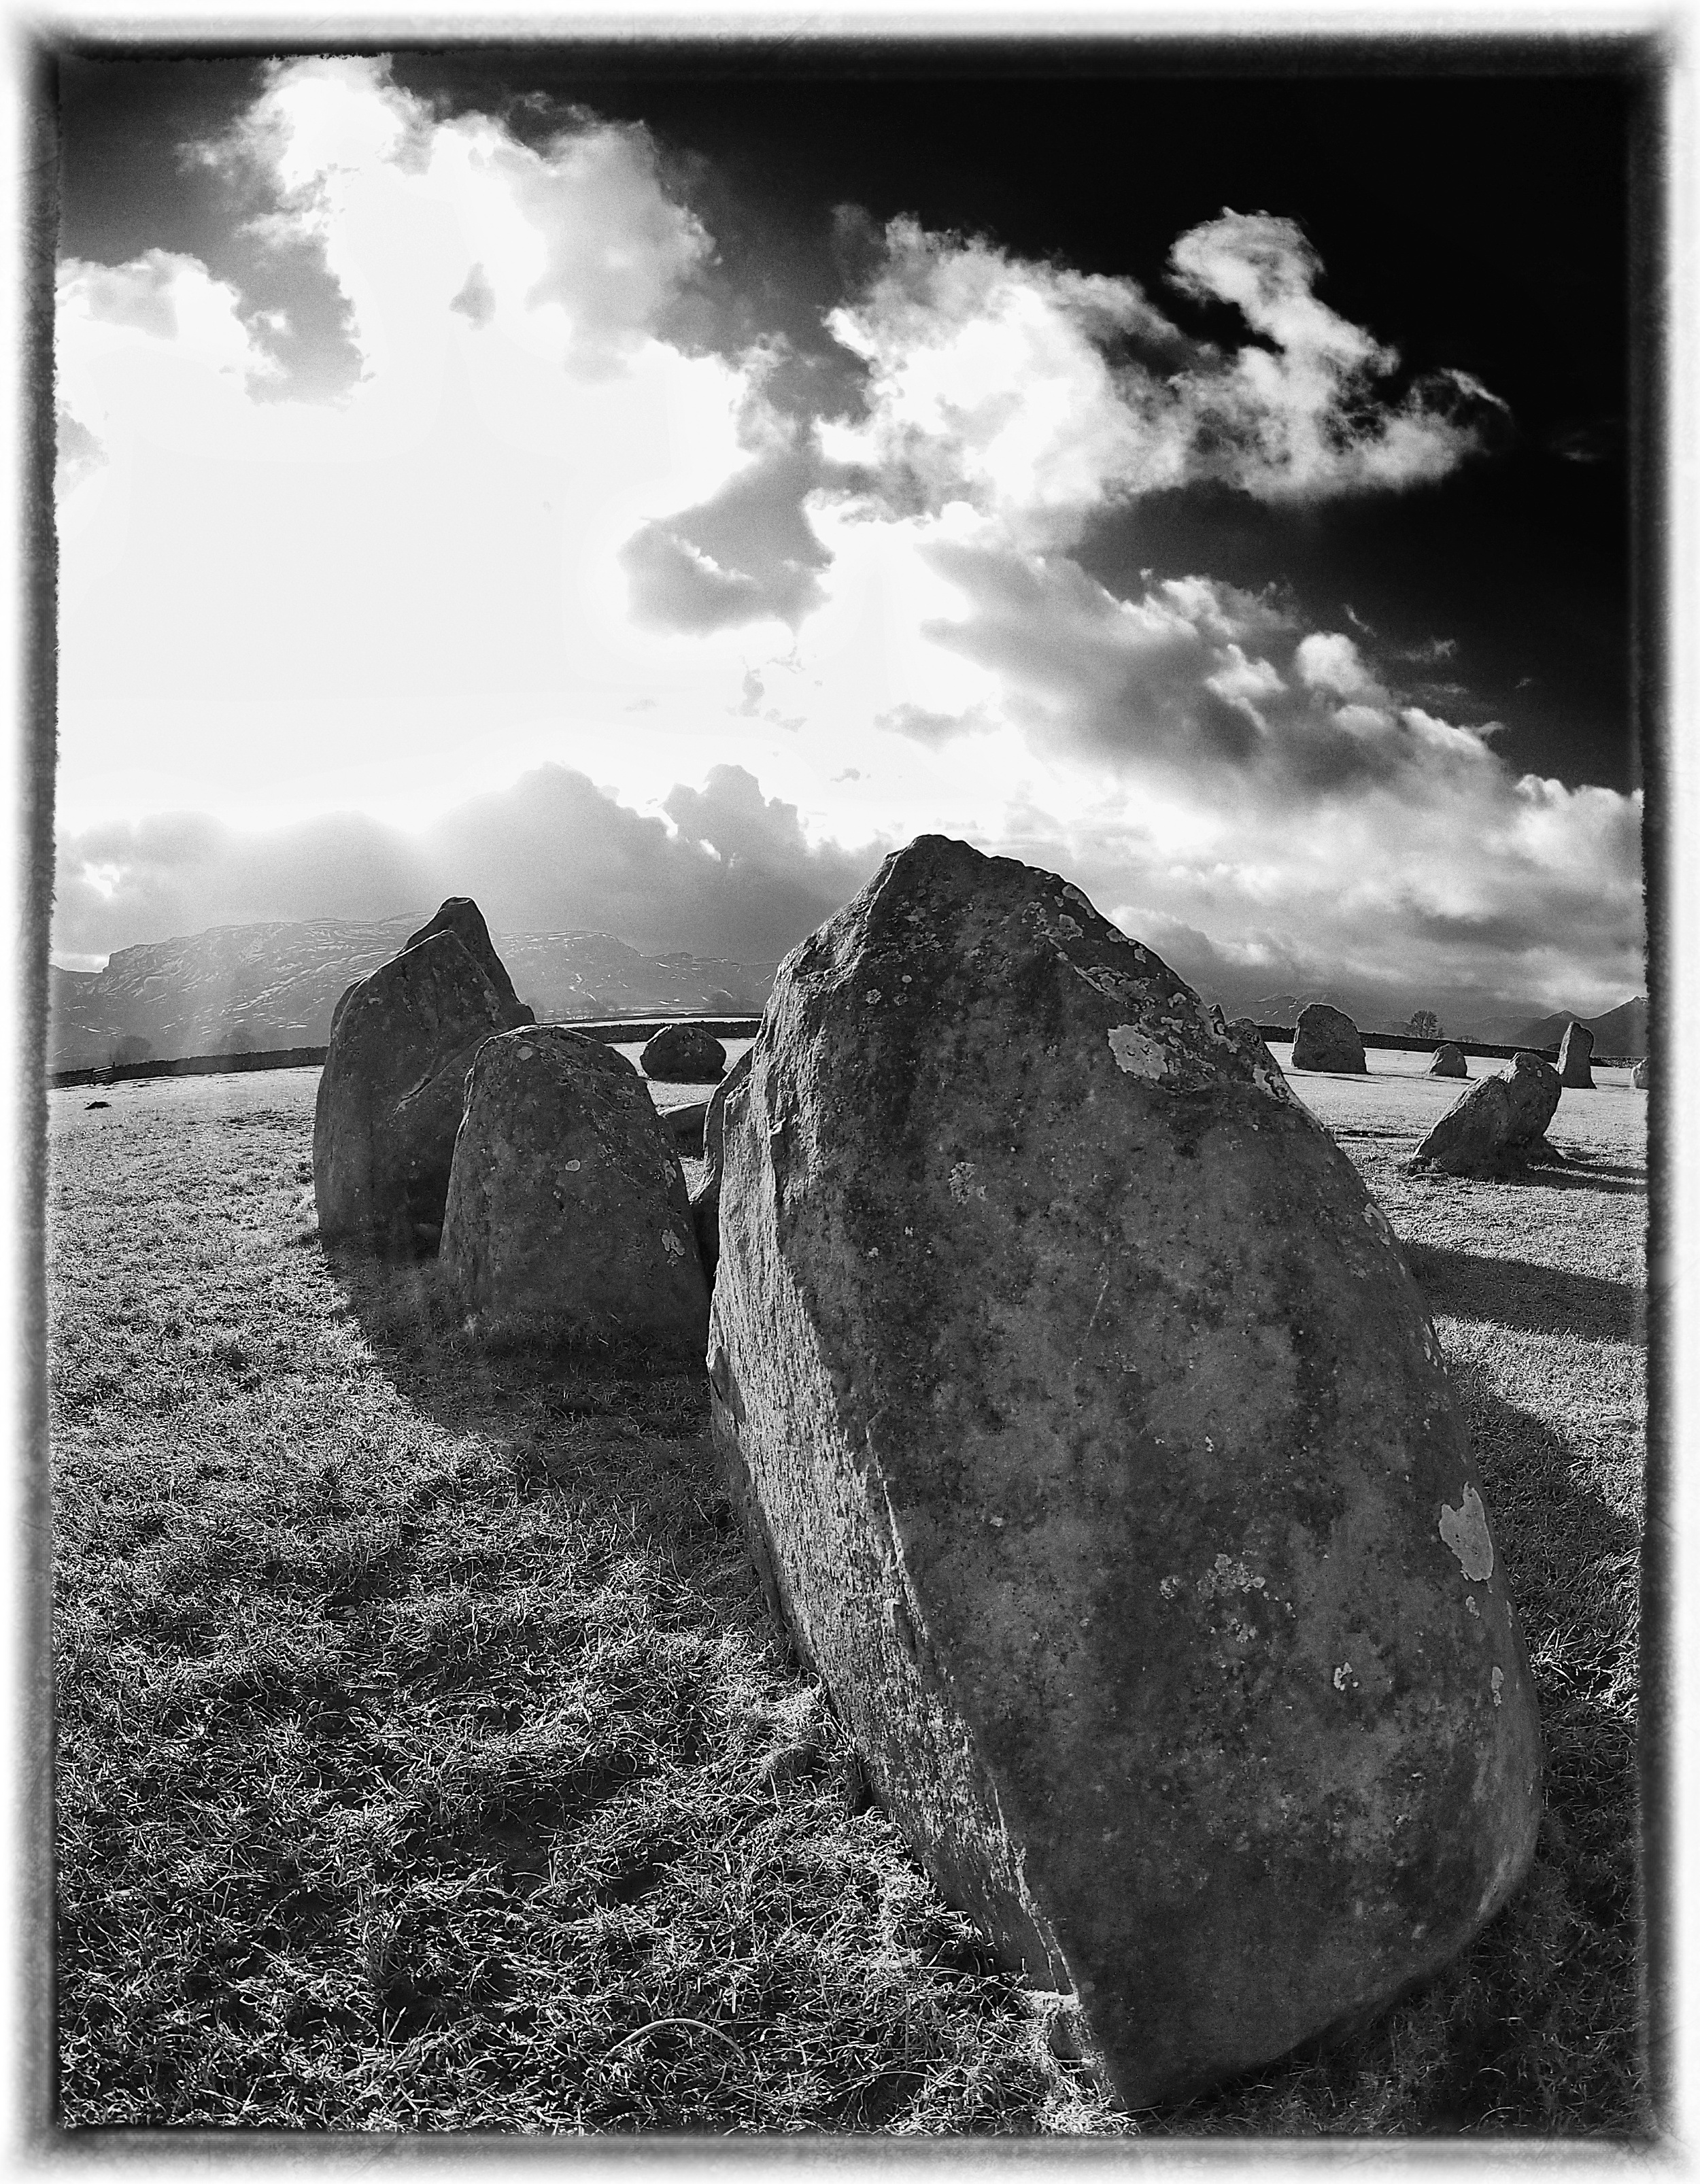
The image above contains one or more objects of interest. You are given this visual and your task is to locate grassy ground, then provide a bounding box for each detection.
[48,1057,1647,2135]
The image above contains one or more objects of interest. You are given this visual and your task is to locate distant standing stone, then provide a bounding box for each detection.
[314,921,532,1256]
[1633,1057,1649,1089]
[1557,1021,1595,1088]
[1413,1051,1562,1177]
[690,1048,753,1283]
[641,1023,728,1082]
[1428,1043,1469,1078]
[709,834,1540,2113]
[1291,1002,1367,1073]
[441,1027,708,1359]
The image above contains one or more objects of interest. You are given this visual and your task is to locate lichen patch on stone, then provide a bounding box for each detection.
[1439,1485,1495,1582]
[948,1161,987,1204]
[1108,1026,1168,1080]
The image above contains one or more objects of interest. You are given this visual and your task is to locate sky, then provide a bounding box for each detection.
[50,48,1646,1025]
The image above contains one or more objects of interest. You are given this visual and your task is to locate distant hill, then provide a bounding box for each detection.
[1512,995,1647,1058]
[48,915,778,1071]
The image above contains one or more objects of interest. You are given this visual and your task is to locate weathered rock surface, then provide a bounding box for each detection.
[641,1022,728,1082]
[1557,1021,1595,1088]
[1428,1043,1469,1078]
[690,1049,753,1284]
[440,1027,708,1357]
[313,924,531,1254]
[405,897,532,1022]
[1291,1002,1367,1074]
[662,1099,710,1152]
[707,834,1541,2113]
[1412,1051,1563,1178]
[1633,1057,1649,1090]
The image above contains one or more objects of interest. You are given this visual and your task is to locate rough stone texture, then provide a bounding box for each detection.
[707,834,1541,2113]
[663,1099,710,1151]
[404,897,532,1023]
[313,929,531,1255]
[641,1023,728,1082]
[1428,1043,1469,1078]
[1290,1002,1367,1074]
[1557,1021,1595,1088]
[441,1027,708,1357]
[1413,1051,1563,1178]
[690,1049,753,1284]
[1633,1057,1649,1090]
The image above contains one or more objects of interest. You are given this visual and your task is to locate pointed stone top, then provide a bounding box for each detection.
[403,898,528,1019]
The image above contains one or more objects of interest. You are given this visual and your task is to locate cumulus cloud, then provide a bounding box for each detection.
[814,209,1506,548]
[621,439,832,633]
[853,541,1644,1014]
[52,61,1636,1027]
[53,764,887,968]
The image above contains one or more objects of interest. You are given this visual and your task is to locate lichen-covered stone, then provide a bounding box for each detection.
[1428,1043,1469,1078]
[1291,1002,1367,1073]
[708,835,1541,2112]
[1633,1057,1648,1090]
[313,928,530,1255]
[441,1027,707,1357]
[404,897,532,1022]
[1557,1021,1595,1088]
[1414,1051,1563,1178]
[690,1048,753,1284]
[641,1023,728,1082]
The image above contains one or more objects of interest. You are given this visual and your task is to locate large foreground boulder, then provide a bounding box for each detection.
[440,1027,707,1357]
[1557,1021,1595,1088]
[641,1022,728,1082]
[1428,1043,1469,1078]
[1291,1002,1367,1073]
[314,917,532,1255]
[690,1049,753,1284]
[1412,1051,1562,1178]
[708,835,1541,2113]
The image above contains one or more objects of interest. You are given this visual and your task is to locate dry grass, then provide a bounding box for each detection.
[49,1059,1647,2135]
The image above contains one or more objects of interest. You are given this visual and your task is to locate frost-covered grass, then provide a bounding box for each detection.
[49,1061,1646,2134]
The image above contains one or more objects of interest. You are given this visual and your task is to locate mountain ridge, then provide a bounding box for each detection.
[48,914,779,1072]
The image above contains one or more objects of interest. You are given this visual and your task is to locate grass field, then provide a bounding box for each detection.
[48,1050,1647,2135]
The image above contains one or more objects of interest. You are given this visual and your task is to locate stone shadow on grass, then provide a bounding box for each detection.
[1520,1166,1647,1200]
[1406,1244,1644,1345]
[324,1242,716,1469]
[317,1242,1648,2134]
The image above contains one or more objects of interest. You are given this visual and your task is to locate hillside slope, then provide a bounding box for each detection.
[48,917,777,1070]
[1514,995,1647,1057]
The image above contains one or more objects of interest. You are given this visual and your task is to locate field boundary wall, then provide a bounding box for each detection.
[50,1020,1641,1090]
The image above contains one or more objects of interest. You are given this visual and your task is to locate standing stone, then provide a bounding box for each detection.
[1557,1021,1595,1088]
[1633,1057,1649,1090]
[1291,1002,1367,1074]
[441,1027,708,1358]
[1413,1052,1563,1177]
[404,897,530,1020]
[1428,1043,1469,1078]
[708,835,1540,2113]
[690,1048,753,1284]
[641,1022,728,1082]
[313,925,531,1255]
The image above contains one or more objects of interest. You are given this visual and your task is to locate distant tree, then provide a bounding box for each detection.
[1406,1009,1444,1040]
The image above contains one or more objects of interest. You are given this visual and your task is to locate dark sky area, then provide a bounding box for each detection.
[54,46,1644,796]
